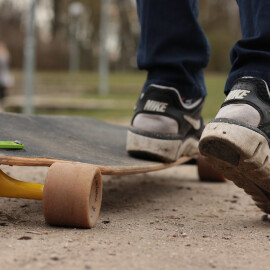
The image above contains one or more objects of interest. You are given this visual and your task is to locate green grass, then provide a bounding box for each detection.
[11,71,227,122]
[36,108,134,121]
[203,72,227,121]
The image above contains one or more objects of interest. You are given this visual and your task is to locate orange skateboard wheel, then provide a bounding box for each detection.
[43,162,102,228]
[197,156,226,182]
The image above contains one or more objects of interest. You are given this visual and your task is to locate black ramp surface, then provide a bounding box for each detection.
[0,113,156,166]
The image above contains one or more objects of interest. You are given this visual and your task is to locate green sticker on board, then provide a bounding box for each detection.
[0,141,24,149]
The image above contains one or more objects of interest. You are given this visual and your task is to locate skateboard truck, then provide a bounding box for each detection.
[0,141,24,149]
[0,169,43,200]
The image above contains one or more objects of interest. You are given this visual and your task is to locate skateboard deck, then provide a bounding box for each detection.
[0,112,222,229]
[0,112,191,173]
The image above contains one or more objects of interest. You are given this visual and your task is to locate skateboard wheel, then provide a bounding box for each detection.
[197,156,226,182]
[43,162,102,229]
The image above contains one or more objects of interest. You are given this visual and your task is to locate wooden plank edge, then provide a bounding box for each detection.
[0,156,193,175]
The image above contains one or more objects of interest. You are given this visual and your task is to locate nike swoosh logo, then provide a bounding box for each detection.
[183,115,201,130]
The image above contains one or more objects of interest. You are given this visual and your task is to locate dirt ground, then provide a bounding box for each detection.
[0,164,270,270]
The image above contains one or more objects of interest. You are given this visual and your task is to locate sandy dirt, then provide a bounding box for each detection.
[0,164,270,270]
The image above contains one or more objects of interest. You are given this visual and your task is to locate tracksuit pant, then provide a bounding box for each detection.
[136,0,270,98]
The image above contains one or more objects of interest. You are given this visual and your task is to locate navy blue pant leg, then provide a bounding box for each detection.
[136,0,210,99]
[226,1,270,93]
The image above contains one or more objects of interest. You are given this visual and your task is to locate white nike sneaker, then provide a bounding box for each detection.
[199,77,270,214]
[126,84,205,162]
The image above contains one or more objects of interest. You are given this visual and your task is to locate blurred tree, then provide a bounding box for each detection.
[52,0,64,39]
[0,1,24,69]
[0,0,242,72]
[199,0,241,72]
[114,0,139,70]
[50,0,101,70]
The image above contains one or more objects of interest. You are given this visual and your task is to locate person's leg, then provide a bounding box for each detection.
[225,0,270,92]
[200,0,270,214]
[136,0,209,99]
[127,0,209,161]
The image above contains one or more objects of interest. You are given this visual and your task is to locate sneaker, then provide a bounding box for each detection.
[199,77,270,214]
[126,84,205,162]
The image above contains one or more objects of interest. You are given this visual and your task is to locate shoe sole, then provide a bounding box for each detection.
[199,122,270,213]
[126,130,199,162]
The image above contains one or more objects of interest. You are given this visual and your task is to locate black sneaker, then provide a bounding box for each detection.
[126,84,205,162]
[199,77,270,214]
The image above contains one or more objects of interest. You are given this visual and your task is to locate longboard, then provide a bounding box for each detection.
[0,112,223,228]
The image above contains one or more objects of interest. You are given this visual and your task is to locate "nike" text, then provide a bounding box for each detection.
[225,89,250,101]
[144,100,168,112]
